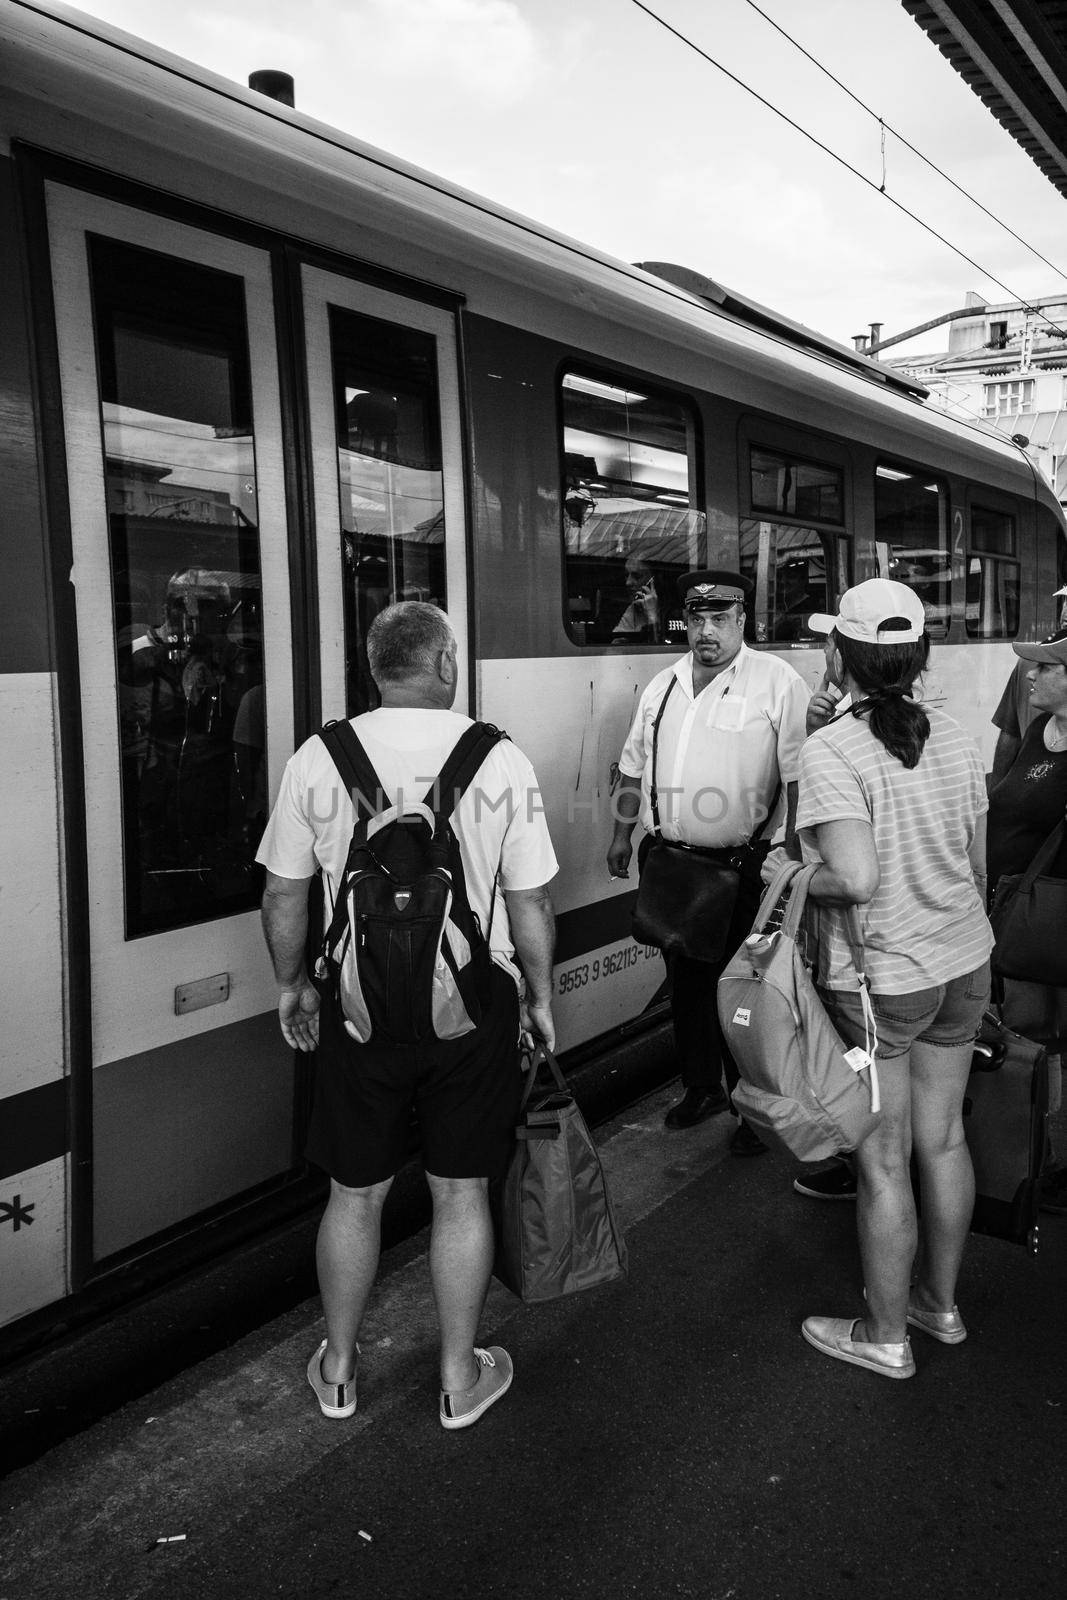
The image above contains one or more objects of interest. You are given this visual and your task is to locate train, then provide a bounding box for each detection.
[2,0,1064,1349]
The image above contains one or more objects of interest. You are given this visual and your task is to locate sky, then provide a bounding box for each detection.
[66,0,1067,355]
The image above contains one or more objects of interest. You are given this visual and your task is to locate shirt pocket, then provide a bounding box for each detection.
[709,694,747,733]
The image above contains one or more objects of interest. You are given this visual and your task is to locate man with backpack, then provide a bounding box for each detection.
[257,603,557,1429]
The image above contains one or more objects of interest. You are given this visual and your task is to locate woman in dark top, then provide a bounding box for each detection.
[987,628,1067,1213]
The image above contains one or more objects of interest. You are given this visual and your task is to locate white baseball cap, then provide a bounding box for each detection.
[809,579,927,645]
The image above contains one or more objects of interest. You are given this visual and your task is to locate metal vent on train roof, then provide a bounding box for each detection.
[248,70,295,107]
[634,260,928,401]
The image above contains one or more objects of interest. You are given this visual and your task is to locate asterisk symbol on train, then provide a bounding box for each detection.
[0,1195,35,1231]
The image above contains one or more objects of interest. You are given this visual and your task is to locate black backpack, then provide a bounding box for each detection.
[315,719,507,1046]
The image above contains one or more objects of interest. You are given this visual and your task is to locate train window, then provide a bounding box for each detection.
[560,371,702,646]
[873,465,950,640]
[328,308,446,710]
[750,448,843,524]
[738,520,850,644]
[91,237,266,939]
[967,505,1019,638]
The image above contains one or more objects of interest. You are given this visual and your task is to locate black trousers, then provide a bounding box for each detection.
[669,843,770,1095]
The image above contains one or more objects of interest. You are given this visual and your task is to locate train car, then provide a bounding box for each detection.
[2,0,1064,1348]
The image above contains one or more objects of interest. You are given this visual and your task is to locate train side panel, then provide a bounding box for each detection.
[0,153,70,1324]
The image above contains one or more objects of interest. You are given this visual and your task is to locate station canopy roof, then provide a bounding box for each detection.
[903,1,1067,199]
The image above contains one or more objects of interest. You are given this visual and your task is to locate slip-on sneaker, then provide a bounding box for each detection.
[307,1338,358,1418]
[906,1301,967,1344]
[440,1346,513,1430]
[793,1161,857,1200]
[802,1316,916,1379]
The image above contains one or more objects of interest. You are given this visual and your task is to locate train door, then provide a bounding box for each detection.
[46,187,298,1266]
[299,268,469,716]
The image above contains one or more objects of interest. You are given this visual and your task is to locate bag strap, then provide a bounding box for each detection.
[318,720,386,822]
[1017,816,1067,892]
[517,1041,568,1113]
[748,857,806,934]
[648,676,677,836]
[423,722,506,815]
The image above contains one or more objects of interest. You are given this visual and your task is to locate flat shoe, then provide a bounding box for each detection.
[440,1346,513,1430]
[906,1301,967,1344]
[306,1338,358,1418]
[802,1316,915,1379]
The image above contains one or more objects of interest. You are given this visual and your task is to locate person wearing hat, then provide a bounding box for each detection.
[986,625,1067,1216]
[793,579,992,1379]
[990,584,1067,785]
[607,568,809,1144]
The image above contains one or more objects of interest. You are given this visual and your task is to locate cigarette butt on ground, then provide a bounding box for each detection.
[358,1530,373,1542]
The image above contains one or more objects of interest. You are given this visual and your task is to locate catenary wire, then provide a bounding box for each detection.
[741,0,1067,284]
[631,1,1067,345]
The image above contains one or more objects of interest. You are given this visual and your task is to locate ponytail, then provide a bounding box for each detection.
[835,631,931,769]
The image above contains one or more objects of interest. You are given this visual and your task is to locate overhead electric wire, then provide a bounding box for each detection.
[741,0,1067,285]
[631,0,1067,346]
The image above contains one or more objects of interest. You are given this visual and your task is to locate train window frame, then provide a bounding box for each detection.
[749,444,845,525]
[558,364,704,650]
[737,426,853,648]
[873,460,951,641]
[966,499,1020,640]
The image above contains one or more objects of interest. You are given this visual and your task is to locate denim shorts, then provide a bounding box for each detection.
[820,960,991,1060]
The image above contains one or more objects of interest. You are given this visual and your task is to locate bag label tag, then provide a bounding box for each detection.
[732,1007,752,1027]
[844,1046,873,1074]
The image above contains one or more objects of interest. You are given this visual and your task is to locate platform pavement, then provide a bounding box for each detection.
[1,1085,1063,1600]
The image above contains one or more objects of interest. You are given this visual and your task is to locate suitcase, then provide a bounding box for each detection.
[964,1011,1049,1254]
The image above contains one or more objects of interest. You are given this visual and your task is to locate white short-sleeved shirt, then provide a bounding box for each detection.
[617,644,810,847]
[256,708,559,985]
[796,706,993,993]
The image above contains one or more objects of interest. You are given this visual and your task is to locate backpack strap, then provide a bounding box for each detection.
[318,720,386,822]
[423,722,507,815]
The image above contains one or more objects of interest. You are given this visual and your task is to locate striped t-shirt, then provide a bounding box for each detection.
[796,705,993,993]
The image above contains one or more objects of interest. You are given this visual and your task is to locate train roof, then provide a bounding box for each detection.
[2,0,1064,523]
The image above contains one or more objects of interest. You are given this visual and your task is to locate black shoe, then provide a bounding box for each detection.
[793,1160,857,1200]
[664,1087,730,1129]
[729,1117,768,1157]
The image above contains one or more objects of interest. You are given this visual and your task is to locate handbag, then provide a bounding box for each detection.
[494,1044,628,1303]
[719,859,881,1161]
[990,818,1067,987]
[631,676,777,962]
[964,1009,1049,1253]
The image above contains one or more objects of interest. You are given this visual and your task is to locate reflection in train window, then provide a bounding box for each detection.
[967,505,1019,638]
[560,371,703,646]
[750,447,843,524]
[91,237,266,939]
[874,464,950,639]
[328,308,446,712]
[739,520,851,645]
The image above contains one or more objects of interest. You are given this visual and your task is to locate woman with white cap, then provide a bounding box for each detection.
[794,579,993,1379]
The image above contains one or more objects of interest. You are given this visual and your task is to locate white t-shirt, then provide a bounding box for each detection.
[618,643,810,846]
[256,708,559,984]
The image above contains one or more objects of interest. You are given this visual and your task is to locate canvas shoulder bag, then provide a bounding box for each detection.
[719,859,882,1160]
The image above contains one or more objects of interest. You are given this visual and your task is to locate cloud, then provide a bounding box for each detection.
[356,0,547,105]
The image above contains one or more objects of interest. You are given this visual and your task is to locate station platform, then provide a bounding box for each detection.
[2,1082,1063,1600]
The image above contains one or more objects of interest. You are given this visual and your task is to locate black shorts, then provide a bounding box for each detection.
[306,965,521,1187]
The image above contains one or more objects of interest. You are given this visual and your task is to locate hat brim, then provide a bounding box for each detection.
[1012,640,1067,664]
[807,613,836,635]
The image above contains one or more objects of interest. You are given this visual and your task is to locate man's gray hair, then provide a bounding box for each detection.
[366,602,456,685]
